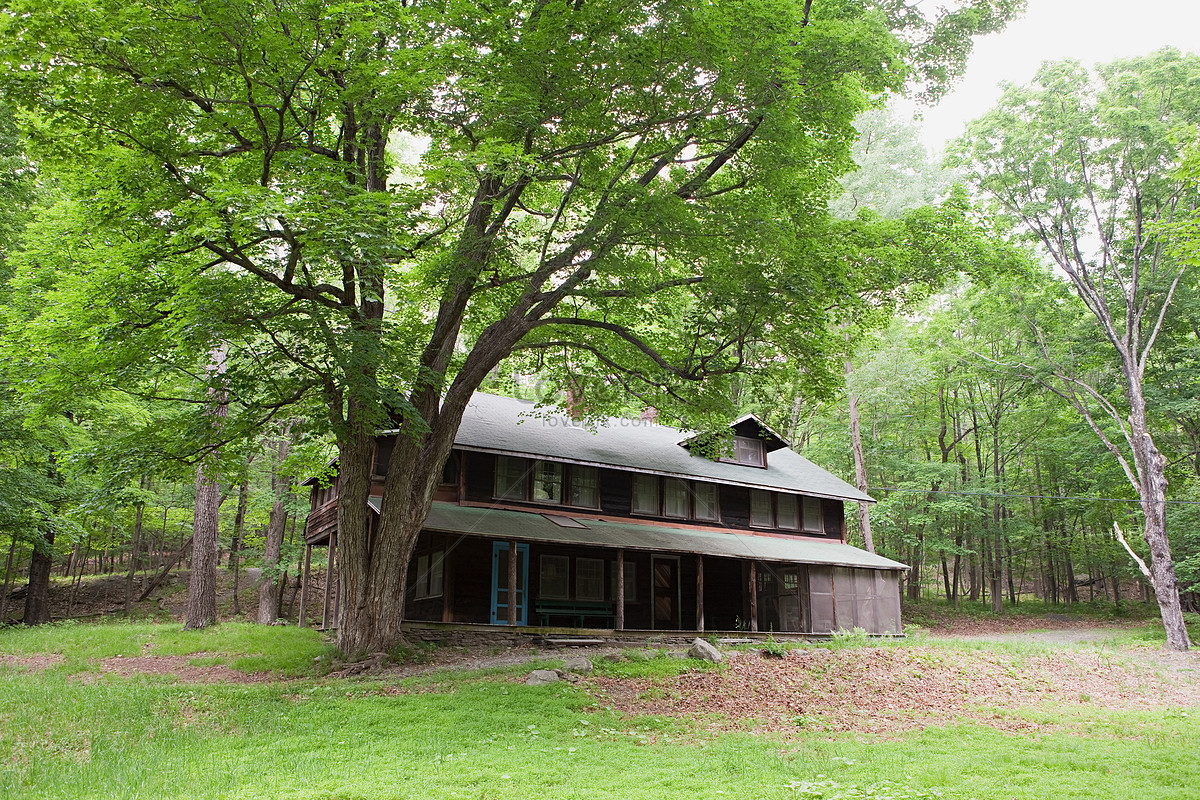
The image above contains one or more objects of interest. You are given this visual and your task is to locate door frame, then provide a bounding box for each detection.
[650,554,681,630]
[489,541,529,625]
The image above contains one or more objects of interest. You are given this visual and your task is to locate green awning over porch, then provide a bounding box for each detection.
[406,501,907,572]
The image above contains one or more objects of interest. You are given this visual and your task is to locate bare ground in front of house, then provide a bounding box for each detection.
[585,639,1200,739]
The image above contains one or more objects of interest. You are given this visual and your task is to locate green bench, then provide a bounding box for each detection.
[534,598,616,628]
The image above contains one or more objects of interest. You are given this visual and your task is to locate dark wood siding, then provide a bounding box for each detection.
[463,451,495,503]
[822,499,844,540]
[720,485,752,529]
[599,468,632,515]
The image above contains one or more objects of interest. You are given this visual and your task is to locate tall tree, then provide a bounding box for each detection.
[955,50,1200,650]
[3,0,1020,653]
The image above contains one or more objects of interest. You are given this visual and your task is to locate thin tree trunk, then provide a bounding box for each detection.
[845,354,874,553]
[68,537,90,617]
[125,479,147,614]
[0,536,17,624]
[258,434,293,624]
[230,478,249,616]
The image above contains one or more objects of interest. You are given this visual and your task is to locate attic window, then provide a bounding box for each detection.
[729,436,765,467]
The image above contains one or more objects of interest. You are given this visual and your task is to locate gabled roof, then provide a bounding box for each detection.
[679,412,791,455]
[455,393,874,503]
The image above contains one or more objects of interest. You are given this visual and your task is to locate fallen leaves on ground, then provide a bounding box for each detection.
[587,645,1200,737]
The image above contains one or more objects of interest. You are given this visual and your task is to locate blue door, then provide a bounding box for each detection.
[490,542,529,625]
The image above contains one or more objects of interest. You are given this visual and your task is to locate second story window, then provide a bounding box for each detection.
[495,455,529,500]
[631,474,660,515]
[632,475,721,522]
[750,489,823,533]
[532,461,564,502]
[495,456,600,509]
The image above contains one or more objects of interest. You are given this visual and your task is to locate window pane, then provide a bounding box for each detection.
[663,478,689,518]
[632,474,659,514]
[495,456,528,500]
[749,489,773,527]
[802,497,823,532]
[577,558,605,601]
[570,466,599,507]
[693,483,719,521]
[776,494,799,529]
[735,436,764,466]
[532,461,563,503]
[429,551,444,596]
[540,555,569,599]
[416,553,429,598]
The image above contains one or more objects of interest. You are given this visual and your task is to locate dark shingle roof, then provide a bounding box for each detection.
[454,393,873,503]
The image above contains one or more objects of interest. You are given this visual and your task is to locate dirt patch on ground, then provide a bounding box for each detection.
[0,653,66,672]
[97,654,268,684]
[586,644,1200,738]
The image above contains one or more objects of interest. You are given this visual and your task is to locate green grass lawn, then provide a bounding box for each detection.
[1,621,1197,800]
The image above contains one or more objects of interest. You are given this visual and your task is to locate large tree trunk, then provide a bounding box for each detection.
[185,464,221,629]
[258,436,293,624]
[185,346,229,630]
[1130,407,1190,650]
[24,529,55,625]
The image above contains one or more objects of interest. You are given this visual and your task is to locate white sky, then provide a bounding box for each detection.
[903,0,1200,152]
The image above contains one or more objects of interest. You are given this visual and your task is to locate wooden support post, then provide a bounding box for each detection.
[795,568,804,633]
[332,531,341,629]
[507,539,518,626]
[616,549,625,631]
[749,561,759,633]
[696,554,705,633]
[322,533,336,629]
[298,544,312,628]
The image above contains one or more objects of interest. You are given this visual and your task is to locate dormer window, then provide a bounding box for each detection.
[733,436,765,467]
[680,414,786,468]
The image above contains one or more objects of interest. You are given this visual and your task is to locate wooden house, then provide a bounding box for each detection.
[302,393,905,635]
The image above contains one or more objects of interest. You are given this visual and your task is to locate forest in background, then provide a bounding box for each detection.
[0,5,1196,645]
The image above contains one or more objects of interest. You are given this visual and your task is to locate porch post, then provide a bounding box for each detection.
[749,560,759,633]
[298,544,311,628]
[616,549,625,630]
[796,567,805,633]
[696,554,705,633]
[332,532,341,628]
[507,538,518,626]
[322,533,336,629]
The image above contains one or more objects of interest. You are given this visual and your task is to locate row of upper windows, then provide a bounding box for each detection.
[493,455,823,533]
[749,489,824,533]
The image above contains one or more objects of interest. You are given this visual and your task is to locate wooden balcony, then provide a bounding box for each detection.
[305,502,338,545]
